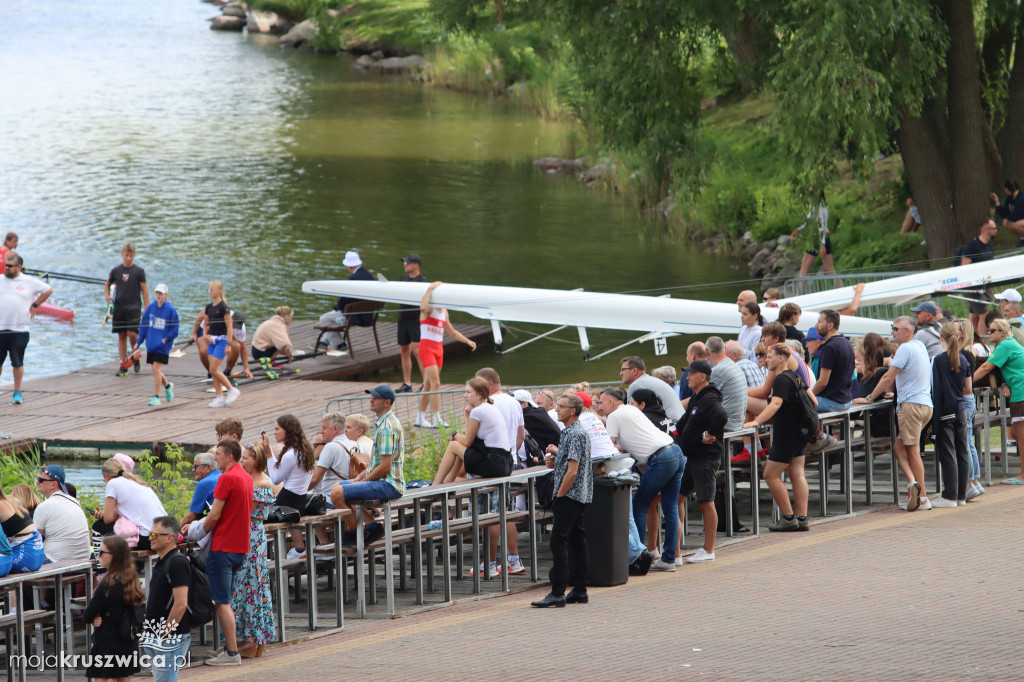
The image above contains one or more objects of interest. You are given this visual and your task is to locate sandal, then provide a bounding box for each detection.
[1002,478,1024,485]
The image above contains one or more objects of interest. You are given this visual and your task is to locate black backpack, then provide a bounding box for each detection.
[168,552,214,626]
[780,369,821,444]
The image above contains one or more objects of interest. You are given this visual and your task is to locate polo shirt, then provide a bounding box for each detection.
[210,462,253,554]
[189,468,221,515]
[145,549,191,635]
[817,334,855,403]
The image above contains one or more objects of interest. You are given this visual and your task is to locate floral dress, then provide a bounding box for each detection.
[232,485,275,645]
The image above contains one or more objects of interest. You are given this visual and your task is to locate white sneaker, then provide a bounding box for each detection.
[931,497,957,508]
[956,500,966,506]
[675,556,684,566]
[651,558,676,572]
[205,650,241,666]
[918,497,932,510]
[686,548,716,563]
[224,386,241,405]
[208,395,226,408]
[286,547,307,560]
[469,561,501,578]
[414,412,425,427]
[506,557,526,575]
[432,415,450,428]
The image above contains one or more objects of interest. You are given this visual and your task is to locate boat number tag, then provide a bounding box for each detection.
[653,338,668,356]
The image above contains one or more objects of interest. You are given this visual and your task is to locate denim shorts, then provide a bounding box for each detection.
[339,479,401,501]
[206,550,245,604]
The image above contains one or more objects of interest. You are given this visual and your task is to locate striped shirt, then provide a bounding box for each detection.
[372,409,406,495]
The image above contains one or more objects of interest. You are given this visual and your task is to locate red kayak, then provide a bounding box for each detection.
[36,302,74,320]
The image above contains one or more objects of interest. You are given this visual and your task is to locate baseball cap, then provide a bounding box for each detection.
[995,288,1022,303]
[910,301,938,315]
[512,389,537,407]
[39,464,69,494]
[401,254,422,265]
[113,453,135,474]
[343,250,363,268]
[155,283,168,294]
[573,391,593,408]
[805,327,824,341]
[365,385,396,402]
[683,359,714,376]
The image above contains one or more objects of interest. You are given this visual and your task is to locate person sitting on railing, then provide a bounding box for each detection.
[432,378,513,486]
[265,414,315,560]
[93,457,168,550]
[0,486,45,572]
[331,385,406,547]
[743,344,815,531]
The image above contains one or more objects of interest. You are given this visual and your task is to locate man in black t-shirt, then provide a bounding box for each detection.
[142,516,191,681]
[959,218,998,336]
[396,254,426,393]
[810,309,854,412]
[106,242,149,375]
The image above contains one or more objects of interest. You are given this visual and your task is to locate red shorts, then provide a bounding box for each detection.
[418,340,444,369]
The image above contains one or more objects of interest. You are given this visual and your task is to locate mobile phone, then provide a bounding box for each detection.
[261,430,266,438]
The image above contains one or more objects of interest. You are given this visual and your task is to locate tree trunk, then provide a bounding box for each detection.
[720,10,773,94]
[941,0,993,246]
[998,11,1024,183]
[897,107,959,262]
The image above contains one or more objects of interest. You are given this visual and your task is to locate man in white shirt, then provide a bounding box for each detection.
[309,412,358,497]
[599,387,685,572]
[0,252,52,405]
[620,356,684,422]
[34,465,90,562]
[475,368,527,575]
[534,389,563,429]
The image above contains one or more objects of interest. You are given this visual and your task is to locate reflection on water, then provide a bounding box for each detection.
[1,0,743,388]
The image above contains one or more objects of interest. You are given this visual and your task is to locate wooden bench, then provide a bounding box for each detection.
[313,300,384,358]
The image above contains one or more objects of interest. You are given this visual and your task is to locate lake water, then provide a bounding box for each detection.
[0,0,744,390]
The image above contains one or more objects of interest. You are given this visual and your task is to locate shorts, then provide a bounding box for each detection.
[206,550,245,604]
[397,317,420,346]
[768,441,806,464]
[252,345,276,361]
[968,290,991,316]
[1011,401,1024,424]
[806,234,832,256]
[275,487,307,512]
[111,308,141,335]
[207,335,228,360]
[0,330,29,368]
[464,443,514,478]
[147,352,169,365]
[339,479,401,502]
[679,457,719,503]
[418,339,444,369]
[897,402,933,446]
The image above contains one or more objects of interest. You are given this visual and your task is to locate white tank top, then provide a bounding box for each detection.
[421,308,446,343]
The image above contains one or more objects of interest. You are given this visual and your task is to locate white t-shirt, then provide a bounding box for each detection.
[269,447,314,495]
[604,404,673,463]
[737,324,763,363]
[0,273,50,332]
[104,477,167,534]
[34,492,91,561]
[491,391,525,451]
[313,434,359,495]
[578,412,618,460]
[469,402,511,450]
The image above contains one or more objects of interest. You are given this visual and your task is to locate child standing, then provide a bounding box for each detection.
[105,242,149,375]
[190,280,239,408]
[136,283,179,406]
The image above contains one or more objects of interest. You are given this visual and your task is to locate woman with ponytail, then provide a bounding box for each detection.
[92,458,167,549]
[930,324,971,508]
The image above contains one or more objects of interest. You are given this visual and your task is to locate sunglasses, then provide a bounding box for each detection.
[755,352,767,358]
[148,532,173,540]
[36,476,54,483]
[987,328,1000,333]
[244,441,256,450]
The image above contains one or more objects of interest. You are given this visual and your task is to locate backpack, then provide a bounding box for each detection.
[115,602,146,643]
[169,552,214,626]
[780,369,820,444]
[523,432,545,467]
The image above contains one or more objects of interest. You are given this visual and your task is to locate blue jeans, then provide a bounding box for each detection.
[964,393,980,480]
[632,445,685,563]
[815,396,851,413]
[206,550,245,605]
[144,633,191,682]
[340,479,401,501]
[11,530,44,573]
[627,510,644,563]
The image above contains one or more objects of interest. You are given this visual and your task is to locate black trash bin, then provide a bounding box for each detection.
[584,476,631,586]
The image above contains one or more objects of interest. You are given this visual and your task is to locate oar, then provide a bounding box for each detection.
[102,285,115,326]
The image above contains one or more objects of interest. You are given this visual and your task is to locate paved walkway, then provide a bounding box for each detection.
[183,485,1024,680]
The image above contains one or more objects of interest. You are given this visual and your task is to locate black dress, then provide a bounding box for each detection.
[82,579,141,677]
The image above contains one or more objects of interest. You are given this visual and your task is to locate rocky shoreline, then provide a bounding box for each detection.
[205,0,428,73]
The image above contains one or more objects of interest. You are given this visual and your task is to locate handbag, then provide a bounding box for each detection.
[265,506,300,524]
[302,493,327,516]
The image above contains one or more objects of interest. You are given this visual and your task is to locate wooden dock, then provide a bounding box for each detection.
[0,320,492,452]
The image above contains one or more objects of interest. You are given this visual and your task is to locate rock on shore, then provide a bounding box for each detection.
[741,232,800,292]
[247,10,294,35]
[352,54,427,74]
[279,19,318,48]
